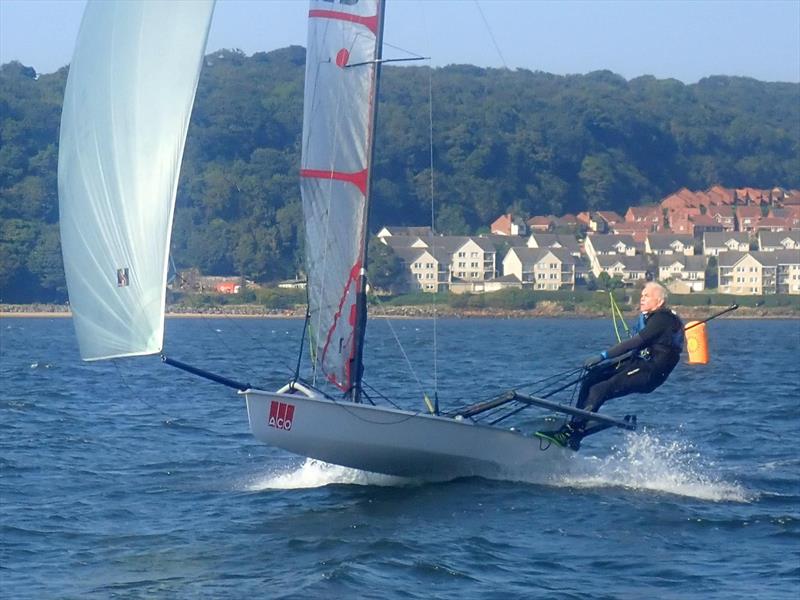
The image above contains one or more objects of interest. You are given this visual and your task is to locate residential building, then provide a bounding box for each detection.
[491,213,527,236]
[555,214,580,231]
[755,217,788,232]
[391,246,450,293]
[526,232,581,257]
[703,232,750,256]
[612,221,652,243]
[758,231,800,252]
[584,234,637,273]
[449,236,498,282]
[645,234,695,256]
[376,225,434,241]
[625,205,664,231]
[502,247,576,290]
[657,255,707,292]
[775,250,800,294]
[668,206,701,234]
[769,207,800,229]
[706,205,736,231]
[690,214,724,238]
[736,206,762,232]
[706,185,735,206]
[593,254,649,285]
[781,189,800,207]
[718,250,800,295]
[735,187,771,206]
[527,216,555,232]
[661,188,698,213]
[595,211,623,229]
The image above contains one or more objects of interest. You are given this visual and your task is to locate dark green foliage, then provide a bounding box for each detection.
[366,238,404,293]
[1,50,799,302]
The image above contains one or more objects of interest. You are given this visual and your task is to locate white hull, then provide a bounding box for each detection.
[244,384,570,480]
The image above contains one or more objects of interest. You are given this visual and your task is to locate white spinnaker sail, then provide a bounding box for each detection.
[58,0,214,361]
[301,0,382,391]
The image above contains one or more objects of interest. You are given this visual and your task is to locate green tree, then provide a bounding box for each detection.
[367,238,404,293]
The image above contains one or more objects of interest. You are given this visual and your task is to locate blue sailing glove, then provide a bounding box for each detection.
[584,351,608,369]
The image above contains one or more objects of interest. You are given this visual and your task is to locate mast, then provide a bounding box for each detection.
[350,0,386,402]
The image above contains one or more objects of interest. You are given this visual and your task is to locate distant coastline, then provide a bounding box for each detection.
[2,302,798,320]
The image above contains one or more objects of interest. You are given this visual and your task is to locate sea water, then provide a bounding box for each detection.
[1,316,798,599]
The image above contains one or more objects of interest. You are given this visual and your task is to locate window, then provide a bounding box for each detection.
[470,252,478,258]
[458,252,465,258]
[470,262,478,268]
[458,261,465,268]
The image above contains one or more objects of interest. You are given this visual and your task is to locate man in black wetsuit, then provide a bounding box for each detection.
[536,282,684,450]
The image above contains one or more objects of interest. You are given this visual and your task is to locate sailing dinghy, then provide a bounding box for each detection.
[59,0,636,481]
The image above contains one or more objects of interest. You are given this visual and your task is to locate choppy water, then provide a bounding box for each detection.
[1,316,798,599]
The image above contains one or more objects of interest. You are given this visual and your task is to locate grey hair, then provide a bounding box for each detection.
[644,281,668,303]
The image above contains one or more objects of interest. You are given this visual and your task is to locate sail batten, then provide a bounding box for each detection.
[301,0,383,393]
[58,0,215,361]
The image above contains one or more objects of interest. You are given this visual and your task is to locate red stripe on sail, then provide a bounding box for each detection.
[308,9,378,35]
[321,261,362,391]
[301,168,368,197]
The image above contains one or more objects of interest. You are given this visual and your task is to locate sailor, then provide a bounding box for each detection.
[537,281,684,450]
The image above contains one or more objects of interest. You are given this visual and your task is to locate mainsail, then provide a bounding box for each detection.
[301,0,384,393]
[58,0,214,361]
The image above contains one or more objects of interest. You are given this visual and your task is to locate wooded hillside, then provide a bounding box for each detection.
[1,47,798,302]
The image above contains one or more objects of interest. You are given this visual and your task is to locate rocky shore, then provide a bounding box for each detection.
[2,302,797,320]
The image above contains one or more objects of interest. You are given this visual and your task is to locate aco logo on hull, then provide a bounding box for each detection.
[268,400,295,431]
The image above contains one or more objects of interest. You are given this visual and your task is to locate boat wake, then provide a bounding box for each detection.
[244,431,753,502]
[244,458,417,491]
[554,429,754,503]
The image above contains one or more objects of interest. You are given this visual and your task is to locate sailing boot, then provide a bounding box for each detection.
[534,422,580,450]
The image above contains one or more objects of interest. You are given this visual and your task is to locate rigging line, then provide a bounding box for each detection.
[112,359,176,422]
[361,379,403,410]
[609,291,630,342]
[292,304,311,383]
[368,292,430,404]
[427,56,439,408]
[510,366,585,391]
[473,0,508,69]
[382,40,428,61]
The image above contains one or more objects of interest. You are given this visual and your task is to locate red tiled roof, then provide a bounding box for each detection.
[736,206,762,218]
[690,214,718,226]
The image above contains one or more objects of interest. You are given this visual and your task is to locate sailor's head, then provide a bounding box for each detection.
[640,281,667,314]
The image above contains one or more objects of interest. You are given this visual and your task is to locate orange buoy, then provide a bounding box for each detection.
[685,321,709,364]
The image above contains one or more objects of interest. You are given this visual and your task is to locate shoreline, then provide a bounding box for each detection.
[1,303,797,320]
